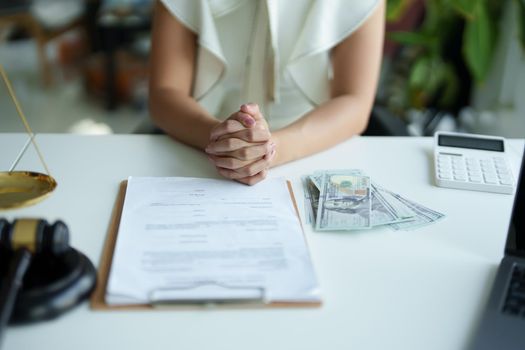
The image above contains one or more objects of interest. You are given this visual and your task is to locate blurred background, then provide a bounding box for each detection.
[0,0,524,137]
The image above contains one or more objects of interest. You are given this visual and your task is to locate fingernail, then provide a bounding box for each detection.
[241,103,257,112]
[242,116,255,126]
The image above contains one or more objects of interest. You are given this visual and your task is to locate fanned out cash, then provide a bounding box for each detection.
[302,170,445,231]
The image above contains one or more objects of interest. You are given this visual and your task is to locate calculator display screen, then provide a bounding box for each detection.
[438,135,504,152]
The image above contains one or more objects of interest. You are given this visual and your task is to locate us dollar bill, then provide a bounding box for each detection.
[303,171,445,231]
[372,183,416,224]
[382,189,445,231]
[371,188,410,226]
[315,171,372,230]
[301,175,318,225]
[310,169,363,190]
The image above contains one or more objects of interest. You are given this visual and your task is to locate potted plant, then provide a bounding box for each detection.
[385,0,525,113]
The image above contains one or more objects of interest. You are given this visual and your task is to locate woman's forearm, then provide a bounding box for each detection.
[149,88,220,150]
[272,94,372,166]
[272,1,384,167]
[149,2,220,150]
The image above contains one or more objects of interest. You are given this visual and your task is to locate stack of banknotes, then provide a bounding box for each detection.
[301,170,445,231]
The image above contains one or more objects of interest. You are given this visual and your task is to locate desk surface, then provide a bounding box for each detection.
[1,133,524,350]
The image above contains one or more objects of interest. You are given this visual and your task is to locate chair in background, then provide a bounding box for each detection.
[0,0,86,86]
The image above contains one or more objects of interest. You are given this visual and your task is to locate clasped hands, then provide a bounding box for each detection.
[205,103,275,185]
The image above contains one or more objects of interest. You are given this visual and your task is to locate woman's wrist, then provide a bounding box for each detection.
[269,133,285,167]
[202,118,223,149]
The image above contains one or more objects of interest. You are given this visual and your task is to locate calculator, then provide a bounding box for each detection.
[434,132,515,194]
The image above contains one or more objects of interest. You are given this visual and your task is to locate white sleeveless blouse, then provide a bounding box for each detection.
[160,0,380,130]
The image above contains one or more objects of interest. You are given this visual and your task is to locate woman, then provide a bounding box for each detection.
[149,0,385,185]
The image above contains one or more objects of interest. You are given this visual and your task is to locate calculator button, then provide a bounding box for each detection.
[484,176,498,184]
[454,174,467,181]
[499,176,513,185]
[499,179,513,186]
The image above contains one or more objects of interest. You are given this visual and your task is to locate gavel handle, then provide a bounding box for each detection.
[0,249,32,347]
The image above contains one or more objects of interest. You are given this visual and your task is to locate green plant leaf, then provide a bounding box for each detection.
[438,63,460,108]
[409,56,431,89]
[517,0,525,51]
[448,0,477,19]
[463,1,495,83]
[407,55,462,109]
[387,0,413,22]
[388,31,437,49]
[408,56,450,107]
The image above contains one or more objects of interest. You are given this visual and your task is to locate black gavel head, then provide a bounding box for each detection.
[0,218,96,325]
[0,218,70,255]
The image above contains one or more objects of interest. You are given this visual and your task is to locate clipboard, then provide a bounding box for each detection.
[90,179,320,310]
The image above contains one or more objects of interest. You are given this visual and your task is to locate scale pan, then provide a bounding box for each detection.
[0,171,57,209]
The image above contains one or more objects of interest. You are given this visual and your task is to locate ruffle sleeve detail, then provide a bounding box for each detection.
[159,0,245,100]
[287,0,381,105]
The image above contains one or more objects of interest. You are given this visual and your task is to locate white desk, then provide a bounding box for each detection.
[1,133,524,350]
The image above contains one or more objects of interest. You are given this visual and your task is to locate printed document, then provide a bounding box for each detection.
[106,177,320,305]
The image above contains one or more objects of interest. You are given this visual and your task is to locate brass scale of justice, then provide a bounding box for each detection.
[0,64,57,210]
